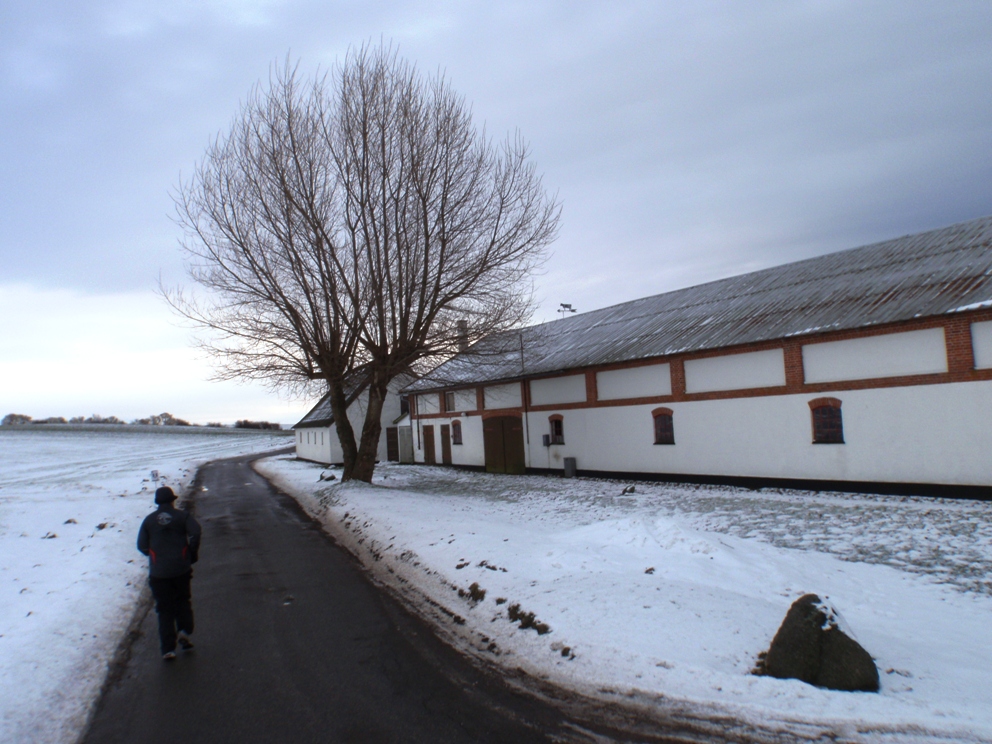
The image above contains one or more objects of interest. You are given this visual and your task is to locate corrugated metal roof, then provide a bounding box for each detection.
[294,393,336,428]
[407,215,992,392]
[295,373,417,428]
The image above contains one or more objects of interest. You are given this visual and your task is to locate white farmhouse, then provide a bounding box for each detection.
[294,376,413,465]
[404,216,992,497]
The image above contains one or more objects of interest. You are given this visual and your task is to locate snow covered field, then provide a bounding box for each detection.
[257,457,992,743]
[0,426,291,744]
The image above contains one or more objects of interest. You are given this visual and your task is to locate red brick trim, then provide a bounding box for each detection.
[585,370,598,403]
[945,316,976,373]
[784,341,805,387]
[548,413,564,422]
[480,409,523,420]
[671,358,686,397]
[651,407,674,417]
[409,309,992,420]
[808,397,842,410]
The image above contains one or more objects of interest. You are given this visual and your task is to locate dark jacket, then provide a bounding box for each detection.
[137,504,202,578]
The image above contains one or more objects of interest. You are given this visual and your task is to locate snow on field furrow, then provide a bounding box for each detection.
[0,430,288,489]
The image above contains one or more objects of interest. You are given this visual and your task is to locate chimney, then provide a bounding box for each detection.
[456,320,469,352]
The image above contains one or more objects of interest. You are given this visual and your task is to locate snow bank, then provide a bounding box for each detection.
[0,426,291,744]
[256,457,992,743]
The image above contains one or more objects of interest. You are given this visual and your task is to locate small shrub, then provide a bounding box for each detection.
[507,603,550,635]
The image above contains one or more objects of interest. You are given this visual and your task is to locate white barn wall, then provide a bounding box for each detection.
[684,349,785,393]
[296,427,333,463]
[418,394,440,414]
[451,389,477,412]
[450,416,485,466]
[484,383,522,409]
[597,363,671,400]
[972,321,992,369]
[802,328,947,383]
[521,380,992,486]
[297,379,409,465]
[530,374,587,405]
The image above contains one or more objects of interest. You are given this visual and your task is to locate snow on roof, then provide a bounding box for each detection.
[407,215,992,392]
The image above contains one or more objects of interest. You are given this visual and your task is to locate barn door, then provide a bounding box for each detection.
[440,424,452,465]
[483,416,525,474]
[503,417,525,474]
[422,425,436,465]
[386,427,399,461]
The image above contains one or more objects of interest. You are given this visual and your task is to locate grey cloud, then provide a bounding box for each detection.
[1,1,991,323]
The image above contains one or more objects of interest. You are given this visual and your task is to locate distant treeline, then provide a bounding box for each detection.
[1,413,282,430]
[234,420,283,430]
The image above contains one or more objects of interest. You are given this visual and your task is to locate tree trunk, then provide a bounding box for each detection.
[327,379,359,478]
[348,379,389,483]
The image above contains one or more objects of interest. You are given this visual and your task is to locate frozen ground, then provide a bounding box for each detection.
[257,458,992,743]
[0,426,291,744]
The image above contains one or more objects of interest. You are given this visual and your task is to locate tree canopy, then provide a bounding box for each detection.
[170,43,560,481]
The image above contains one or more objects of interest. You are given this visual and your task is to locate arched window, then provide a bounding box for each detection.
[652,407,675,445]
[809,397,844,444]
[549,414,564,445]
[451,419,463,445]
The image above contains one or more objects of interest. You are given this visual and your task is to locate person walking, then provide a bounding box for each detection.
[137,486,202,660]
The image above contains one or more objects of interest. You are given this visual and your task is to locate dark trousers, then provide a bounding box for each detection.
[149,572,194,654]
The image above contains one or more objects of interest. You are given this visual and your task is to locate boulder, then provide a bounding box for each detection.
[761,593,879,692]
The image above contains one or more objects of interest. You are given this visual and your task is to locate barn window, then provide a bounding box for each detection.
[400,396,410,416]
[451,420,463,445]
[652,407,674,445]
[444,391,456,412]
[810,398,844,444]
[549,414,564,445]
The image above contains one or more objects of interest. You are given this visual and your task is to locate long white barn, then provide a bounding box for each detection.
[404,216,992,497]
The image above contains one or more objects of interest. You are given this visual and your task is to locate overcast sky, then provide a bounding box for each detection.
[3,1,992,424]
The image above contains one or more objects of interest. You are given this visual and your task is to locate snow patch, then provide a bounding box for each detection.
[256,458,992,743]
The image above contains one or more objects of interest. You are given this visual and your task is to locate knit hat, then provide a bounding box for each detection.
[154,486,177,504]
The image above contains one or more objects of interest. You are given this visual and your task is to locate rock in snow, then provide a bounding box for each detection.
[760,593,879,692]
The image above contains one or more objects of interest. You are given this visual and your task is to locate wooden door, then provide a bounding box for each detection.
[482,416,525,474]
[422,425,436,464]
[503,417,525,474]
[386,427,399,461]
[440,424,452,465]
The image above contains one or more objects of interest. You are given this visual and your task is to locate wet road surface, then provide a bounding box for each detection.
[84,453,576,743]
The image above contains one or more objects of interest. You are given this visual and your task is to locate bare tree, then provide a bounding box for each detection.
[169,43,560,481]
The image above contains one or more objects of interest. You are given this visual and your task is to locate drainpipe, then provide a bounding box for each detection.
[520,333,530,468]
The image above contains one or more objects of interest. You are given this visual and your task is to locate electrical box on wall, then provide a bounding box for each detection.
[542,434,550,447]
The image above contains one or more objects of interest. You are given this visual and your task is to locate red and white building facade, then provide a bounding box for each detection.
[404,216,992,497]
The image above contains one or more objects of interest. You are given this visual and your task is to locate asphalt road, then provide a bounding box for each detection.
[83,453,574,744]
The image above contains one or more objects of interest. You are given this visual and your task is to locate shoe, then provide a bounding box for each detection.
[162,650,177,660]
[177,633,194,651]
